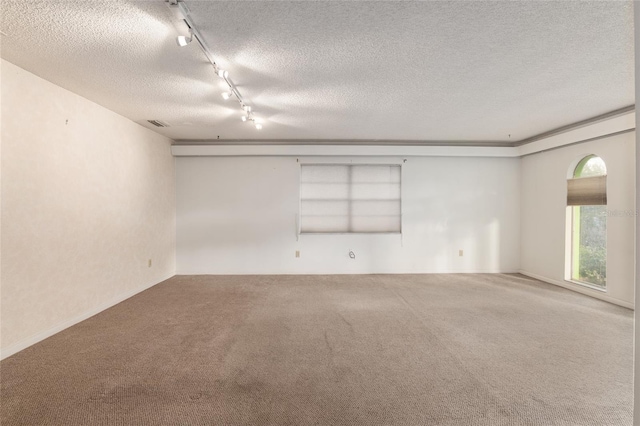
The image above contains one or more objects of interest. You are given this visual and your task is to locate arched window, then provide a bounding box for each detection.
[566,155,607,289]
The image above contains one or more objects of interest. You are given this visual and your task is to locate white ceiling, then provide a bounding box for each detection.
[0,0,634,143]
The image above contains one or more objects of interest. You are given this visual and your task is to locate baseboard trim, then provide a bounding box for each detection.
[519,270,634,310]
[175,270,522,275]
[0,274,175,361]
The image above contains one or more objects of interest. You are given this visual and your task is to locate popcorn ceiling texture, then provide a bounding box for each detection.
[0,1,634,141]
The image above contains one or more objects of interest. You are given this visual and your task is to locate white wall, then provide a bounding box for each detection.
[633,2,639,424]
[177,156,520,274]
[520,131,636,307]
[0,60,176,358]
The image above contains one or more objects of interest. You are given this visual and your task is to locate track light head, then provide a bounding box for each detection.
[217,69,229,79]
[176,29,192,47]
[176,35,190,47]
[222,92,232,100]
[243,105,251,113]
[255,123,263,130]
[241,116,248,122]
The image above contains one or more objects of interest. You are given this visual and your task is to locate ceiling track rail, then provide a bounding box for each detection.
[167,0,262,129]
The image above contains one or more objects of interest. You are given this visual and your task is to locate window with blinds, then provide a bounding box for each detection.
[300,164,401,233]
[567,175,607,206]
[566,155,607,289]
[567,154,607,206]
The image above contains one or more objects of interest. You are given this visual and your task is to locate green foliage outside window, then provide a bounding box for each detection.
[575,205,606,287]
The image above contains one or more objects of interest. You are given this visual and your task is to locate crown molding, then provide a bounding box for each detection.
[172,106,635,157]
[173,139,511,147]
[173,105,635,150]
[513,105,635,147]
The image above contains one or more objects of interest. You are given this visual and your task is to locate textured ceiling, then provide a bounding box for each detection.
[0,0,634,143]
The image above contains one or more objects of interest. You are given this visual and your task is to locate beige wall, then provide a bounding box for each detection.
[634,3,639,424]
[520,131,636,308]
[0,60,176,358]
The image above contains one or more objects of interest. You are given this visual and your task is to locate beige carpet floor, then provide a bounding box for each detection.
[1,274,633,425]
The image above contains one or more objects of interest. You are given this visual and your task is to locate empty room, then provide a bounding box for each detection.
[1,1,639,425]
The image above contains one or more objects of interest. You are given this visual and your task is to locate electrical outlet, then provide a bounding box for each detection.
[295,250,300,258]
[148,259,152,267]
[459,250,464,257]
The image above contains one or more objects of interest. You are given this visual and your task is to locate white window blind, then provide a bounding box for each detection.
[300,164,401,233]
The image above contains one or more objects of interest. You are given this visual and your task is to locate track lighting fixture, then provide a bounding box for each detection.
[239,115,261,129]
[167,0,264,130]
[176,29,192,47]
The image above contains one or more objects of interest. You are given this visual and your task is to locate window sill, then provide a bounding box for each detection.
[564,279,607,293]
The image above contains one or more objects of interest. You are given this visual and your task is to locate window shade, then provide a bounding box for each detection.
[567,175,607,206]
[300,164,401,233]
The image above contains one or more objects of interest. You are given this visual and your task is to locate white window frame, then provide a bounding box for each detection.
[564,155,607,292]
